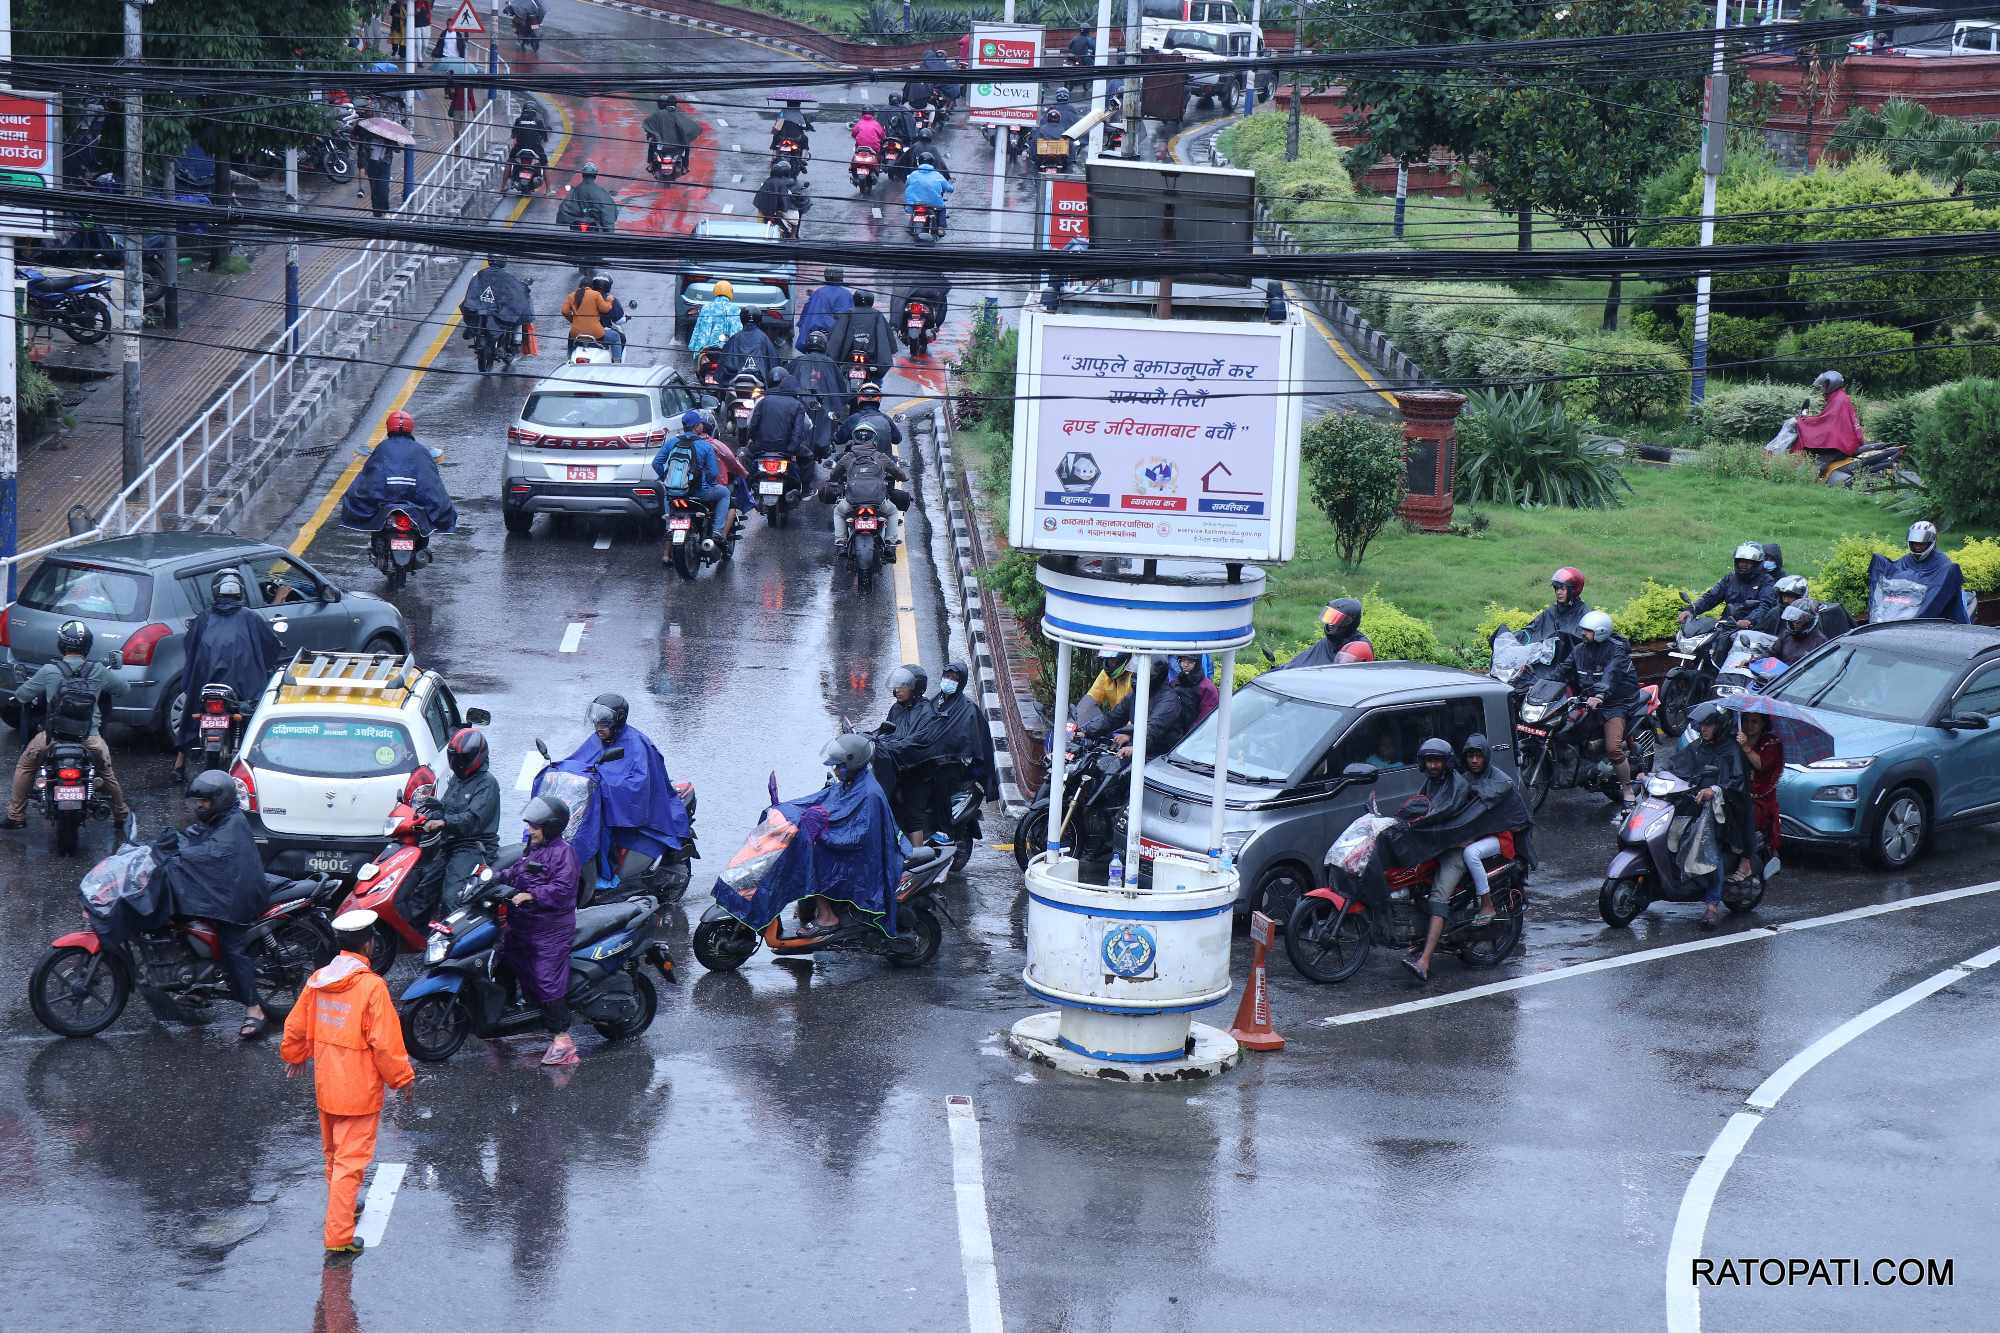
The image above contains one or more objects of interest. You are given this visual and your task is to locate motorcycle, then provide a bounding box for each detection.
[1658,595,1727,733]
[471,312,528,375]
[760,202,805,241]
[690,836,953,973]
[512,10,544,53]
[889,768,982,875]
[1599,769,1777,927]
[336,781,452,974]
[1011,733,1126,870]
[1034,132,1073,173]
[694,347,725,392]
[304,133,355,183]
[397,852,668,1062]
[1283,793,1527,984]
[907,203,944,245]
[30,847,342,1037]
[746,451,801,525]
[840,501,888,593]
[21,267,114,344]
[509,148,546,194]
[843,351,872,409]
[900,296,939,354]
[32,737,105,858]
[1712,630,1781,699]
[913,101,939,138]
[527,739,699,906]
[369,505,431,593]
[770,135,810,174]
[724,372,764,445]
[647,139,690,183]
[1515,677,1663,811]
[191,683,252,774]
[882,136,911,182]
[849,145,881,193]
[663,492,739,582]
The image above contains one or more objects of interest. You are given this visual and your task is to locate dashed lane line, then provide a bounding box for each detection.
[558,622,586,653]
[354,1163,407,1250]
[945,1097,1004,1333]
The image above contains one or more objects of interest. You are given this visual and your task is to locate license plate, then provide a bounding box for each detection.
[759,481,784,496]
[848,370,864,383]
[1669,651,1694,661]
[853,517,880,532]
[669,517,692,530]
[908,321,924,335]
[390,537,415,552]
[307,853,356,874]
[55,785,85,804]
[733,404,753,418]
[1038,141,1065,156]
[1517,726,1548,738]
[200,715,229,733]
[567,464,598,481]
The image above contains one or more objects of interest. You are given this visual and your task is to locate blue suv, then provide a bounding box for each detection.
[1763,622,2000,868]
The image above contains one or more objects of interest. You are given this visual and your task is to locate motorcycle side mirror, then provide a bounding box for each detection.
[535,738,551,761]
[600,746,626,763]
[466,707,492,726]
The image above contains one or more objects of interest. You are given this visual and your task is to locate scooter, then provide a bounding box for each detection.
[694,347,725,392]
[1599,769,1777,927]
[745,450,801,525]
[369,505,430,592]
[1712,630,1781,699]
[849,144,881,193]
[509,148,546,194]
[882,136,911,182]
[336,780,448,973]
[192,683,252,773]
[689,837,953,972]
[907,203,944,245]
[647,139,690,183]
[526,739,699,905]
[397,851,669,1062]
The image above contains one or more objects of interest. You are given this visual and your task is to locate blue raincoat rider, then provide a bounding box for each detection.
[534,692,690,889]
[339,409,458,535]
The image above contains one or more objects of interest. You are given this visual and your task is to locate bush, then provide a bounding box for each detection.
[1630,310,1676,346]
[1456,386,1630,508]
[1475,604,1538,644]
[1301,411,1407,566]
[1697,381,1808,443]
[1951,312,2000,380]
[1610,580,1688,644]
[1359,593,1442,664]
[1811,533,1905,619]
[1863,384,1950,449]
[1691,442,1821,486]
[1774,320,1921,395]
[1558,333,1690,422]
[1951,537,2000,595]
[1910,377,2000,528]
[1678,311,1783,377]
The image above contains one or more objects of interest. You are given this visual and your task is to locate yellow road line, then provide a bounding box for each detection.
[1290,285,1399,409]
[288,100,576,557]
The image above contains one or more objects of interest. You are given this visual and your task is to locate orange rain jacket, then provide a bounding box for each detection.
[281,953,415,1115]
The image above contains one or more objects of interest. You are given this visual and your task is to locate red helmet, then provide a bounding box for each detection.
[1335,641,1374,664]
[1551,567,1586,595]
[385,409,415,436]
[446,727,488,778]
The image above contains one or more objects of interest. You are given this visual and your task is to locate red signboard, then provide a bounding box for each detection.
[1047,178,1089,250]
[0,94,53,173]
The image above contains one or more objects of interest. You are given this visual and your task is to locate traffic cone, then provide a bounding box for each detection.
[522,321,539,357]
[1228,910,1285,1052]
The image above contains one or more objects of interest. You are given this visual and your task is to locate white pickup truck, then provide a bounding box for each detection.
[1891,20,2000,56]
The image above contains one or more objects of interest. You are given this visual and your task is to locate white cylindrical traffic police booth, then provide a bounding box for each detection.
[1008,556,1265,1080]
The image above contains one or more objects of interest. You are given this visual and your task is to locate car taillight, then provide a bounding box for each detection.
[632,487,657,499]
[230,759,258,814]
[649,428,667,444]
[403,764,435,802]
[122,622,171,666]
[57,767,82,783]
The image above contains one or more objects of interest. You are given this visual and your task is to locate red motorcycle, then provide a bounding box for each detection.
[695,347,725,391]
[849,145,881,193]
[900,296,937,354]
[336,777,447,974]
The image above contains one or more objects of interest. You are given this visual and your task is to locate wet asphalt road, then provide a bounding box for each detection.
[6,6,2000,1329]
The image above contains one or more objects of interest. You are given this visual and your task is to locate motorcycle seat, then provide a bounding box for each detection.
[263,874,319,905]
[573,901,652,948]
[32,273,106,293]
[903,844,944,871]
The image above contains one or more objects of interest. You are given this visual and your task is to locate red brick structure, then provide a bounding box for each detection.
[1741,53,2000,163]
[1269,85,1469,195]
[1394,390,1466,533]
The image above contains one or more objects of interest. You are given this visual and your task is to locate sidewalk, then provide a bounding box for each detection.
[16,97,464,556]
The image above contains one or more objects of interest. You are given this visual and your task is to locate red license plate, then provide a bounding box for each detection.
[54,786,85,804]
[669,517,692,530]
[200,715,229,733]
[1517,726,1548,737]
[390,537,415,552]
[853,517,880,531]
[567,464,597,481]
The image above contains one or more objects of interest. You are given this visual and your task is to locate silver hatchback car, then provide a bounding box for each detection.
[1138,663,1517,921]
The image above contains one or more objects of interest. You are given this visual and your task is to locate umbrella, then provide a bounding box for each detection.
[765,87,818,105]
[432,56,477,78]
[1717,694,1836,767]
[357,116,416,146]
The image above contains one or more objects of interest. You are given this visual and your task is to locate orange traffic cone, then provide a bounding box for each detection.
[522,321,539,357]
[1228,910,1285,1051]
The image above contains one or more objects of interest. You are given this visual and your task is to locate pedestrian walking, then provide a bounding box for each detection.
[360,133,394,217]
[281,909,416,1259]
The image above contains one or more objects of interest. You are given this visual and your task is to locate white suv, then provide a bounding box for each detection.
[235,650,489,879]
[501,362,699,535]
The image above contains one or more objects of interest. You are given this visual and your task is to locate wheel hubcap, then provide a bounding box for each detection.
[1884,800,1921,861]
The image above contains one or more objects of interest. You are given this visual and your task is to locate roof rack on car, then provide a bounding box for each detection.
[276,649,420,704]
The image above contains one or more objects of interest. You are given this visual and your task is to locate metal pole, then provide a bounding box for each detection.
[1087,0,1113,161]
[1689,0,1728,406]
[1393,160,1408,239]
[1122,652,1152,879]
[160,160,178,328]
[1864,0,1877,51]
[1046,639,1072,857]
[1285,1,1302,160]
[1207,651,1235,860]
[121,0,144,488]
[285,148,301,357]
[0,0,15,600]
[1122,0,1139,157]
[403,0,418,201]
[987,0,1017,248]
[489,2,501,106]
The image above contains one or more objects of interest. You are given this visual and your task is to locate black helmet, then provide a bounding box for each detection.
[823,732,875,777]
[186,767,238,819]
[657,96,674,109]
[1690,700,1730,733]
[771,159,795,178]
[888,93,905,106]
[487,254,508,268]
[447,726,488,778]
[589,274,612,293]
[521,794,572,840]
[211,569,246,603]
[1417,737,1453,766]
[889,662,928,698]
[56,619,93,657]
[1321,597,1363,642]
[801,328,828,352]
[854,290,875,308]
[588,693,629,732]
[915,149,938,168]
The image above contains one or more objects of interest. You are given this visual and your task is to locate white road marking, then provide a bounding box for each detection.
[722,203,734,213]
[716,117,728,127]
[871,206,883,220]
[354,1162,407,1250]
[731,143,742,152]
[731,173,743,183]
[513,750,544,793]
[558,622,586,653]
[593,533,612,550]
[1319,877,2000,1027]
[945,1096,1004,1333]
[1663,941,2000,1332]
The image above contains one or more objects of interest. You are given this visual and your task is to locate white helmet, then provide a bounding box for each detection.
[1733,541,1763,564]
[1579,610,1614,641]
[1907,520,1938,553]
[1775,574,1809,598]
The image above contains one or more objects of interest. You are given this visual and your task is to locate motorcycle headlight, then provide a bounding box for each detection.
[424,934,449,965]
[1520,701,1550,723]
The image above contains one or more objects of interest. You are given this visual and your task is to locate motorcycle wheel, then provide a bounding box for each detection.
[401,993,471,1063]
[1455,891,1525,969]
[1659,675,1696,734]
[59,297,113,345]
[1723,874,1766,915]
[950,836,975,874]
[886,905,944,968]
[53,810,81,857]
[692,917,760,972]
[853,533,879,592]
[1284,896,1369,984]
[320,146,355,182]
[1599,875,1646,928]
[1012,807,1048,869]
[1522,742,1554,812]
[593,970,658,1041]
[659,858,692,905]
[255,917,331,1018]
[30,947,130,1038]
[671,536,701,582]
[475,338,494,373]
[364,922,399,975]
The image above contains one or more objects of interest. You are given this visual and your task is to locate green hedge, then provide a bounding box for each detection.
[1863,383,1950,450]
[1773,320,1922,394]
[1679,311,1783,376]
[1557,333,1690,422]
[1218,111,1357,235]
[1698,382,1807,443]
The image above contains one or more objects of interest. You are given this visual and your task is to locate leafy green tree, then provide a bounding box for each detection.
[1302,411,1406,567]
[1826,99,2000,195]
[1911,378,2000,530]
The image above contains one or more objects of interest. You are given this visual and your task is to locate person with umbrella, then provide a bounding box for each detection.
[1734,710,1783,888]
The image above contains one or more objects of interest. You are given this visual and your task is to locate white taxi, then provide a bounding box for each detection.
[234,650,490,879]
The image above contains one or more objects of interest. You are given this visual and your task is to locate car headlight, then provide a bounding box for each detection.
[1221,830,1253,857]
[424,934,449,964]
[1807,756,1876,771]
[1813,785,1859,803]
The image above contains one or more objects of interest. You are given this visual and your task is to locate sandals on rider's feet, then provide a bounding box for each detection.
[1401,957,1428,983]
[1698,908,1720,932]
[239,1016,268,1041]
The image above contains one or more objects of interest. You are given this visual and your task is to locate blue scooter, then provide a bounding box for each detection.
[396,847,673,1063]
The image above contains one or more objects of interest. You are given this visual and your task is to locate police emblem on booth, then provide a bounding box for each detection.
[1101,923,1157,978]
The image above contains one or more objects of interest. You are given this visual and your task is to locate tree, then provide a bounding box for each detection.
[1302,412,1406,567]
[1473,0,1704,330]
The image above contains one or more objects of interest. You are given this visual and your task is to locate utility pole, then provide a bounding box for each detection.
[285,148,301,356]
[1087,0,1114,161]
[1285,1,1302,160]
[987,0,1017,248]
[159,161,178,327]
[121,0,145,488]
[1689,0,1729,406]
[404,0,418,200]
[1122,0,1139,157]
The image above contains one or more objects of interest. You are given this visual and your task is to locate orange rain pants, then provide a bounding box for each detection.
[319,1111,380,1249]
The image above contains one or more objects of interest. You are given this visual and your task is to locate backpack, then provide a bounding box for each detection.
[659,437,698,495]
[844,449,890,505]
[46,660,102,742]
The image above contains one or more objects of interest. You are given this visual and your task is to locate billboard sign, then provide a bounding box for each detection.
[1008,310,1304,563]
[1046,177,1089,250]
[969,24,1043,127]
[0,91,58,240]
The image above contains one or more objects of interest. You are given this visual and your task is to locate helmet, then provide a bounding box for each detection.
[581,160,599,177]
[801,329,828,352]
[822,732,876,776]
[681,409,705,430]
[856,380,883,401]
[888,93,905,106]
[712,279,734,299]
[211,570,246,603]
[656,96,674,109]
[1775,574,1809,599]
[1733,541,1763,564]
[487,255,508,268]
[587,693,629,732]
[742,305,762,326]
[1908,520,1938,554]
[888,662,928,698]
[186,767,238,818]
[589,274,612,293]
[1417,737,1453,764]
[824,267,845,284]
[854,291,875,308]
[1814,369,1845,390]
[56,619,93,657]
[1579,610,1615,641]
[915,149,938,168]
[1320,597,1362,640]
[1551,566,1585,595]
[521,794,572,840]
[1689,700,1730,732]
[849,422,880,447]
[446,727,488,778]
[1054,88,1071,103]
[385,408,415,436]
[1335,641,1375,664]
[770,159,795,178]
[1782,598,1820,633]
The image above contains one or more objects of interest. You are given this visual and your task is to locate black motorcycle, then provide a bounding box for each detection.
[1515,677,1662,810]
[900,296,941,354]
[1012,734,1125,870]
[744,449,802,525]
[838,500,889,593]
[190,683,252,774]
[1658,594,1728,733]
[509,148,546,195]
[663,493,739,582]
[647,140,690,183]
[369,505,431,592]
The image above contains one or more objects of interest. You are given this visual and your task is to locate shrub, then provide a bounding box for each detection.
[1630,310,1676,345]
[1774,320,1921,394]
[1474,335,1568,392]
[1475,603,1538,644]
[1611,580,1688,644]
[1558,333,1690,422]
[1678,311,1783,377]
[1812,533,1905,619]
[1949,312,2000,380]
[1863,384,1950,449]
[1456,386,1630,508]
[1359,593,1442,664]
[1951,537,2000,595]
[1261,152,1358,223]
[1697,381,1808,443]
[1690,441,1820,486]
[1301,411,1407,566]
[1910,377,2000,528]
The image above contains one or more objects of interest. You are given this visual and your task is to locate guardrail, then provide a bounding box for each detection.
[2,64,512,581]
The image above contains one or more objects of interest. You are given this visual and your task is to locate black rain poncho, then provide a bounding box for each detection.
[155,809,267,926]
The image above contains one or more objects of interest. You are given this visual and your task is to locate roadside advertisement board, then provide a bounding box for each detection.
[969,23,1043,127]
[0,91,59,241]
[1008,309,1303,563]
[1046,177,1089,250]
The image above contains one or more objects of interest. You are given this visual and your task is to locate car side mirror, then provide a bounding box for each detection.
[1341,763,1379,784]
[465,707,492,726]
[1943,712,1990,731]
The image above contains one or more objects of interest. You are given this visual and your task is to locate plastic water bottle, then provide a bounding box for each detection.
[1107,853,1125,888]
